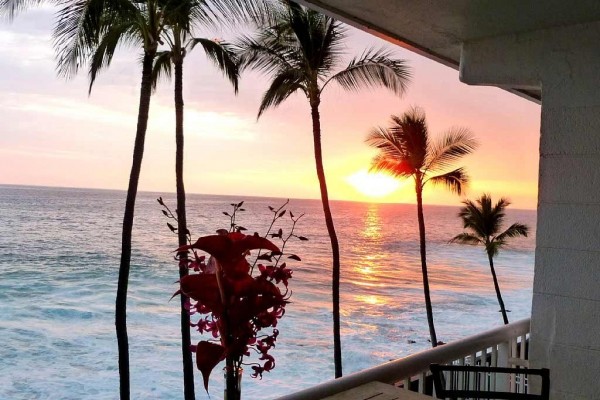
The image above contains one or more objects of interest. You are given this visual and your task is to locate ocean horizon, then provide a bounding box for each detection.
[0,183,538,211]
[0,184,536,399]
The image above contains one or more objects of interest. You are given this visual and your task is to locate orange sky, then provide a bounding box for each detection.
[0,8,541,209]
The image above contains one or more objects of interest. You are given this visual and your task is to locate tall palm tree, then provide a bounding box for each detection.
[238,2,410,377]
[153,8,237,400]
[53,1,166,398]
[450,194,529,324]
[367,107,477,347]
[152,2,268,397]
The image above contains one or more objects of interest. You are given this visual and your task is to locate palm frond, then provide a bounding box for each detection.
[454,194,529,257]
[366,107,429,172]
[322,47,411,95]
[495,222,529,242]
[369,154,415,179]
[87,20,140,93]
[458,198,485,232]
[257,68,305,117]
[449,232,482,245]
[236,34,294,75]
[365,126,408,161]
[425,127,478,173]
[54,0,104,79]
[151,50,172,90]
[476,194,506,234]
[489,196,511,228]
[190,38,239,93]
[188,0,274,29]
[0,0,43,20]
[426,167,469,195]
[54,0,140,80]
[486,240,502,257]
[285,6,345,77]
[392,107,428,169]
[314,18,346,76]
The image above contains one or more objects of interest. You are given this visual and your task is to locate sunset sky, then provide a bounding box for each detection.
[0,7,541,209]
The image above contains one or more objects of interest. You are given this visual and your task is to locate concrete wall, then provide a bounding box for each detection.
[461,22,600,399]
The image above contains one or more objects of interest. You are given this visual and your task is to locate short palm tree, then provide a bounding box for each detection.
[367,107,477,347]
[53,1,166,398]
[450,194,529,324]
[238,2,410,377]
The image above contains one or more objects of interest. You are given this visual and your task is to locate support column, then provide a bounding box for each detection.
[461,22,600,399]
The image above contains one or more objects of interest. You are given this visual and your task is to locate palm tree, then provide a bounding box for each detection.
[152,2,269,397]
[450,194,529,324]
[367,107,477,347]
[238,2,410,377]
[53,1,166,398]
[152,9,238,400]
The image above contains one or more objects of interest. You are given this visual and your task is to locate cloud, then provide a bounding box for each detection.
[0,146,104,160]
[150,103,258,141]
[0,92,259,142]
[0,29,54,66]
[0,92,135,126]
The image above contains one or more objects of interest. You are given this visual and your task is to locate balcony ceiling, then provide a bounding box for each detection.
[296,0,600,102]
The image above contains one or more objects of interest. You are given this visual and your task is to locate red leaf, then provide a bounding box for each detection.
[184,233,280,263]
[222,257,250,280]
[231,233,279,254]
[180,274,223,315]
[186,235,231,259]
[195,341,226,391]
[228,274,255,296]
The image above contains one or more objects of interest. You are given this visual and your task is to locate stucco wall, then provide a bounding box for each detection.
[461,22,600,399]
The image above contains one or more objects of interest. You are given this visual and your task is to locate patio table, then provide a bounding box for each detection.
[321,381,433,400]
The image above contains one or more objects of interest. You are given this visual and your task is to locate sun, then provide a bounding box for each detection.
[346,170,401,198]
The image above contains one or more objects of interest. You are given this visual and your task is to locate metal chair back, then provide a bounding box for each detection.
[429,363,549,400]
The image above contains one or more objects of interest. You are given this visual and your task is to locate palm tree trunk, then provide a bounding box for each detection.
[487,252,509,324]
[310,99,343,378]
[174,57,196,400]
[415,181,438,347]
[115,50,154,400]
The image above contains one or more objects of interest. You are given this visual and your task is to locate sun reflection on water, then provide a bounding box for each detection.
[361,204,382,240]
[354,205,385,282]
[355,294,386,306]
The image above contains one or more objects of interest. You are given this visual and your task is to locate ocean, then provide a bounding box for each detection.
[0,185,536,399]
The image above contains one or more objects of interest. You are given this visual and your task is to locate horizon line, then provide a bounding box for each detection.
[0,182,538,212]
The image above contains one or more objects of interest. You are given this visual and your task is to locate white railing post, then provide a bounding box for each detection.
[495,341,510,391]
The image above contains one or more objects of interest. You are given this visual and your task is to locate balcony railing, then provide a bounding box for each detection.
[275,318,530,399]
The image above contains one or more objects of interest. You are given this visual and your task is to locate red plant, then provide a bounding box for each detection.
[169,201,303,394]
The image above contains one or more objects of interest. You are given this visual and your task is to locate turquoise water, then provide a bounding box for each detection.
[0,185,536,399]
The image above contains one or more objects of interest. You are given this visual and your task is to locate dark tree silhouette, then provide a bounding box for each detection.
[52,2,167,397]
[367,107,477,346]
[151,1,268,397]
[450,194,529,324]
[238,2,410,377]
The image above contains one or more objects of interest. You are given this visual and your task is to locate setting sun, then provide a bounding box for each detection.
[346,170,401,198]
